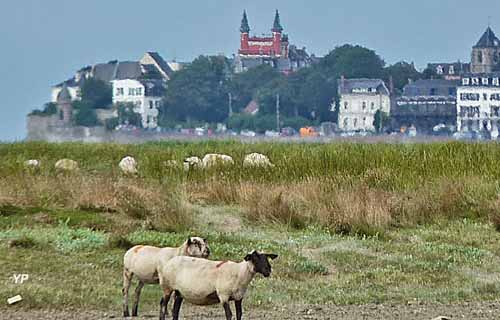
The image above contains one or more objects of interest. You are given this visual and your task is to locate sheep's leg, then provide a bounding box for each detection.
[132,281,144,317]
[235,300,243,320]
[223,302,233,320]
[122,269,133,317]
[172,291,183,320]
[159,290,172,320]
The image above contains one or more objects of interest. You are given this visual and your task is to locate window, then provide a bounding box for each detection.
[460,93,480,101]
[362,101,367,109]
[482,78,489,85]
[136,88,143,96]
[116,88,124,96]
[129,88,135,96]
[149,101,154,109]
[343,118,349,128]
[371,102,375,110]
[430,88,437,96]
[483,93,489,101]
[363,117,367,126]
[448,87,456,96]
[493,78,500,86]
[437,65,444,75]
[472,78,480,85]
[478,51,483,64]
[462,78,470,86]
[449,66,455,74]
[344,101,348,109]
[353,118,358,128]
[155,101,161,107]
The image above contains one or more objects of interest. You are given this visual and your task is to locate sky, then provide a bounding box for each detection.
[0,0,498,141]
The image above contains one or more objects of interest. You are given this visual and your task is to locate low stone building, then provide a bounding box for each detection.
[336,77,391,132]
[456,73,500,136]
[392,79,458,133]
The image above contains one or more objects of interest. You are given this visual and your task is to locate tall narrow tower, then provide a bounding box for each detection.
[240,10,250,52]
[471,27,500,73]
[272,10,283,56]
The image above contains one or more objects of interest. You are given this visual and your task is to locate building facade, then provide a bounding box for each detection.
[234,10,312,74]
[112,79,165,129]
[471,27,500,74]
[337,78,391,132]
[456,73,500,135]
[392,79,458,133]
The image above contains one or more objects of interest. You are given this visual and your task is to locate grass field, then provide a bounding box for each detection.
[1,141,500,316]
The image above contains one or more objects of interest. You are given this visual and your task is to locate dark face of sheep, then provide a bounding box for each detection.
[186,237,210,258]
[245,250,278,277]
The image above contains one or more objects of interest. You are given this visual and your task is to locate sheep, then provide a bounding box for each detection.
[202,154,234,168]
[54,159,78,171]
[24,159,40,168]
[122,237,210,317]
[119,156,138,174]
[243,153,274,168]
[183,156,202,171]
[158,250,278,320]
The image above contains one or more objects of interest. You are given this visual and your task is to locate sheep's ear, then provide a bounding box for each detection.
[266,254,278,260]
[244,254,252,261]
[187,238,192,245]
[203,238,208,243]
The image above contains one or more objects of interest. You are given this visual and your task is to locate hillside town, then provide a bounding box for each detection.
[27,11,500,141]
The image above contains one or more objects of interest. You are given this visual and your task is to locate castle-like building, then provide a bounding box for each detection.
[234,10,313,74]
[471,27,500,73]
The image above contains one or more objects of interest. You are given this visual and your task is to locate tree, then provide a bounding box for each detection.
[384,61,422,93]
[320,44,385,80]
[79,77,112,109]
[161,56,231,123]
[373,110,390,133]
[73,101,98,127]
[422,67,439,79]
[29,102,57,116]
[117,102,142,127]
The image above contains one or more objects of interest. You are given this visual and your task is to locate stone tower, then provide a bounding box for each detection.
[471,27,500,73]
[57,84,73,124]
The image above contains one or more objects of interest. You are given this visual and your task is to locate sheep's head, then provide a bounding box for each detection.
[186,237,210,258]
[245,250,278,277]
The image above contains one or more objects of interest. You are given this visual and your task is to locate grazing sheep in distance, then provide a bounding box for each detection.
[119,156,138,174]
[183,156,202,171]
[158,250,278,320]
[122,237,210,317]
[54,159,78,171]
[202,153,234,168]
[243,153,274,168]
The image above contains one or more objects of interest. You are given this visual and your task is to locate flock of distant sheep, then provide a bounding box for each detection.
[23,152,274,175]
[23,154,277,319]
[123,238,277,320]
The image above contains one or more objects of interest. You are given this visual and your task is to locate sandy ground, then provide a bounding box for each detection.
[3,302,500,320]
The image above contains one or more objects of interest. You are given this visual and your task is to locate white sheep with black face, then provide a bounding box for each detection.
[157,250,278,320]
[122,237,210,317]
[183,156,202,171]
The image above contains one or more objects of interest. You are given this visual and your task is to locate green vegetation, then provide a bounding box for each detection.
[1,141,500,312]
[159,45,422,129]
[29,102,58,116]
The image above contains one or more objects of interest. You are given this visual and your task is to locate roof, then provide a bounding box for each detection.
[114,61,142,80]
[145,52,174,78]
[57,84,72,102]
[403,79,459,97]
[338,78,389,95]
[243,100,259,115]
[240,10,250,33]
[474,27,500,48]
[427,62,470,75]
[92,63,117,82]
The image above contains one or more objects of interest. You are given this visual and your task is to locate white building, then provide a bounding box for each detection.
[112,79,165,129]
[456,73,500,134]
[336,77,391,132]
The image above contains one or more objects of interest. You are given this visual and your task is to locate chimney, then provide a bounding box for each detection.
[408,78,413,85]
[389,76,395,95]
[340,75,345,91]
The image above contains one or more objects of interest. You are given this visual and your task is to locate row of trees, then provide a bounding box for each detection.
[159,44,424,132]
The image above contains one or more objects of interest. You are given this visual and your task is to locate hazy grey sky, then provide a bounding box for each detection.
[0,0,498,141]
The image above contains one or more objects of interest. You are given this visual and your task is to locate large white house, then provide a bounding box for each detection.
[112,79,165,129]
[456,73,500,135]
[336,77,391,132]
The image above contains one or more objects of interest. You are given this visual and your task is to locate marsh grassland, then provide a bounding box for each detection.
[1,141,500,319]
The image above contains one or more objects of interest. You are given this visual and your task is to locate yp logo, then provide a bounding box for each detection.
[12,274,29,284]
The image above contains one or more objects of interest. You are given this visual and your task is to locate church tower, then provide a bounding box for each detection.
[471,27,500,73]
[272,10,283,56]
[240,10,250,52]
[56,84,73,124]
